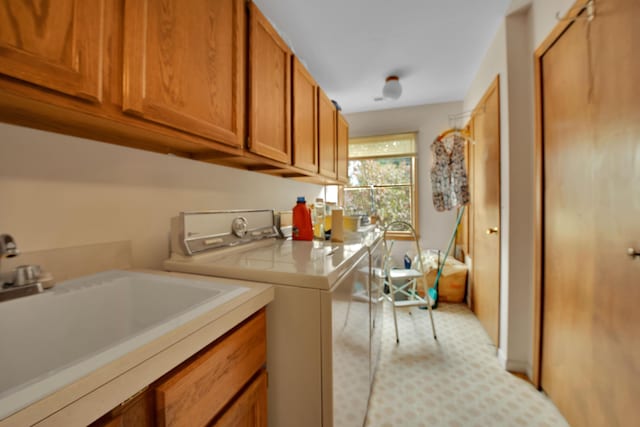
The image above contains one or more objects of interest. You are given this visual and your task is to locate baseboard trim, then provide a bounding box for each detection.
[497,349,533,378]
[497,348,508,369]
[506,359,530,374]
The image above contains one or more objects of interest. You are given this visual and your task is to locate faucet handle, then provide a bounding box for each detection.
[15,265,41,286]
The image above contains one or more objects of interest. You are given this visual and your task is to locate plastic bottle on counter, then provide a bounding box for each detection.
[324,202,336,239]
[331,207,344,242]
[292,197,313,241]
[313,198,325,248]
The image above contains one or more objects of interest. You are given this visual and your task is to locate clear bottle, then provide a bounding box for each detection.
[324,202,336,238]
[313,198,325,248]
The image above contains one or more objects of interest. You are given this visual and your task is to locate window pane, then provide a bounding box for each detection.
[348,158,412,187]
[349,133,416,158]
[344,186,412,225]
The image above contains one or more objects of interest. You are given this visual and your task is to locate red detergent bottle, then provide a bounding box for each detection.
[292,197,313,241]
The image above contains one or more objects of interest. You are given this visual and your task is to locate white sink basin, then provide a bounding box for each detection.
[0,270,248,419]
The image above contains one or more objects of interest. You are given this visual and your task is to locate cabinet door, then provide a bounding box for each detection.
[292,57,318,173]
[336,113,349,183]
[155,309,266,427]
[0,0,104,102]
[90,388,155,427]
[318,88,337,179]
[123,0,245,148]
[248,3,292,164]
[213,370,267,427]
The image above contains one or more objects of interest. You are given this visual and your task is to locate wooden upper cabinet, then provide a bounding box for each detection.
[336,113,349,183]
[122,0,245,148]
[318,88,337,179]
[0,0,104,103]
[248,2,292,164]
[291,57,318,173]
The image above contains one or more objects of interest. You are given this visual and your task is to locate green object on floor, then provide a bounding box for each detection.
[423,206,465,310]
[428,287,438,309]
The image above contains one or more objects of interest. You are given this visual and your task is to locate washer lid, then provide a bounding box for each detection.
[165,240,369,290]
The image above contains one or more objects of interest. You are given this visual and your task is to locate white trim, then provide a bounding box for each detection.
[505,359,531,375]
[497,348,508,369]
[497,348,533,378]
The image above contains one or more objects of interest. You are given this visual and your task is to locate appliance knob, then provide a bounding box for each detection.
[231,217,248,238]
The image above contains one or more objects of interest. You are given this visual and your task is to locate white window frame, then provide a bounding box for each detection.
[344,132,419,239]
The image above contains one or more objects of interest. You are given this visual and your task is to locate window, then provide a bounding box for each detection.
[344,132,418,235]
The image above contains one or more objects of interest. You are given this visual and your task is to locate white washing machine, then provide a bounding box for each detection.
[164,210,383,427]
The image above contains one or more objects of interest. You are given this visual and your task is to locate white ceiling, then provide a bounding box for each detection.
[253,0,511,113]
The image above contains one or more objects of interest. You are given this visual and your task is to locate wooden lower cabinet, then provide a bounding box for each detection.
[91,309,267,427]
[92,388,155,427]
[212,370,267,427]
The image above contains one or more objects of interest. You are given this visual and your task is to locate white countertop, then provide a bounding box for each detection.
[0,270,274,427]
[165,239,371,290]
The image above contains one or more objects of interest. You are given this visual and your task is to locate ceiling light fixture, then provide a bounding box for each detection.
[382,75,402,100]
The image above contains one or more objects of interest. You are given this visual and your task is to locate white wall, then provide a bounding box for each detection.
[503,9,535,373]
[0,123,322,269]
[345,101,463,259]
[531,0,574,47]
[463,0,574,375]
[463,20,513,367]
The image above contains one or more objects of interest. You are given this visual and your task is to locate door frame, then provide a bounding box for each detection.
[532,0,588,388]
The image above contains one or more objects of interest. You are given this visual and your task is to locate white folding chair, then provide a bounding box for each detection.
[382,221,437,343]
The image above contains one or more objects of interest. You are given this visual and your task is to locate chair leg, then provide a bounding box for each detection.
[392,304,400,343]
[389,281,400,343]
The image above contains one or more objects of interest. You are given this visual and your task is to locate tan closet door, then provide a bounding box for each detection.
[541,0,640,425]
[471,77,501,346]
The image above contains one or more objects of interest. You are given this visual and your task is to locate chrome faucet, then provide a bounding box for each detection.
[0,234,44,302]
[0,233,19,276]
[0,234,19,258]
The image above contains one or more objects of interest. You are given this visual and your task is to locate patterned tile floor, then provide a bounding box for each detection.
[365,303,570,427]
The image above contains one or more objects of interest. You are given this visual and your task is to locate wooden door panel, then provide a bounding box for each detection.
[471,78,500,346]
[318,88,337,179]
[336,113,349,183]
[292,57,318,173]
[248,3,291,163]
[123,0,245,148]
[541,0,640,425]
[541,17,594,422]
[0,0,104,102]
